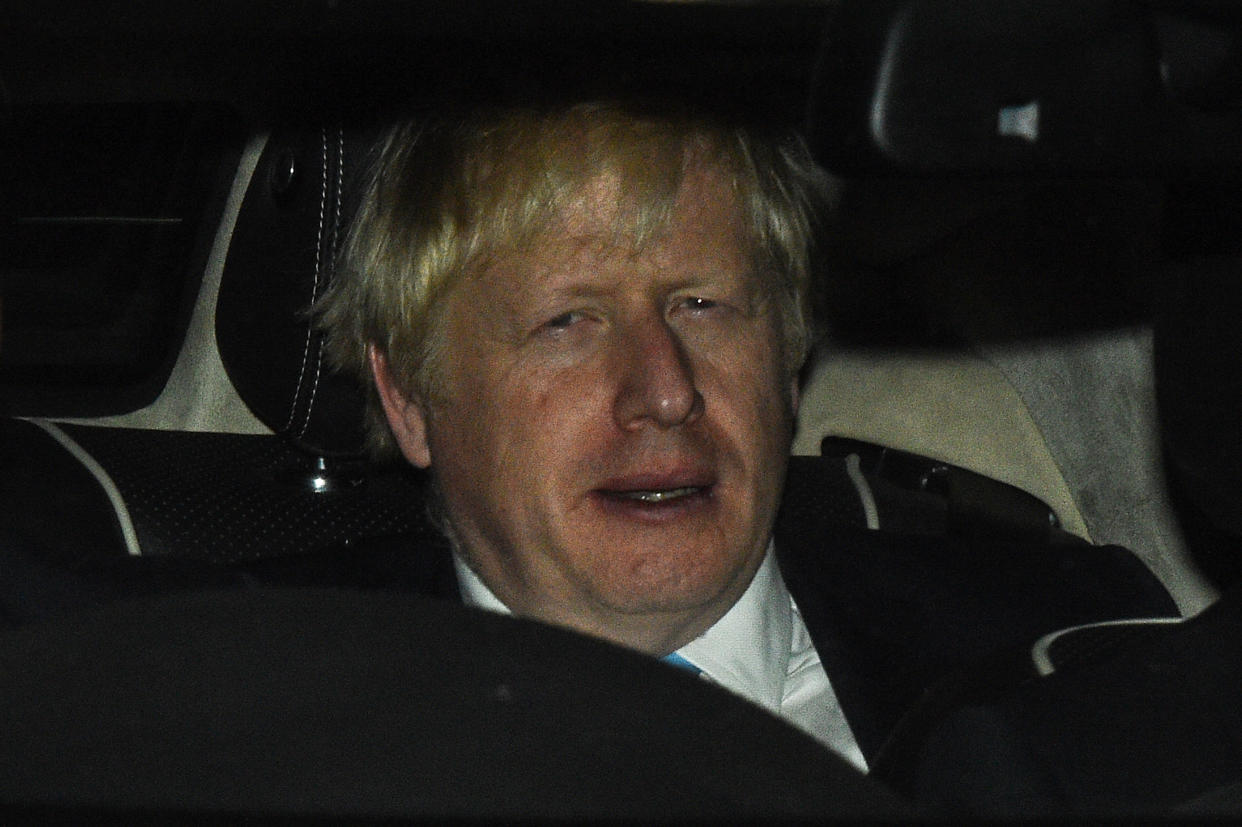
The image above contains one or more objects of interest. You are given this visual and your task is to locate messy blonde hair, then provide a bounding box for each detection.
[316,101,830,459]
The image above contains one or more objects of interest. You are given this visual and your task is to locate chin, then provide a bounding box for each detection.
[586,541,760,615]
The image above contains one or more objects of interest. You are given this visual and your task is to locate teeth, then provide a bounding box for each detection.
[620,487,698,503]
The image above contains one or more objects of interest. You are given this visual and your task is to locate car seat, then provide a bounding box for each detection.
[0,124,439,566]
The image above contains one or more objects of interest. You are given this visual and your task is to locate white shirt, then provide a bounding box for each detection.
[453,547,868,773]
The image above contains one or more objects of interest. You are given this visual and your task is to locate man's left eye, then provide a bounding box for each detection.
[679,297,719,312]
[543,310,584,331]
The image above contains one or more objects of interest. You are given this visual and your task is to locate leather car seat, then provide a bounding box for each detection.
[0,124,436,565]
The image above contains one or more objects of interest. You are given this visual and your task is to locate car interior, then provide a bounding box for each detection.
[2,0,1240,819]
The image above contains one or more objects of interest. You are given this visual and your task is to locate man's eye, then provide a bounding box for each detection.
[679,296,720,313]
[542,311,585,332]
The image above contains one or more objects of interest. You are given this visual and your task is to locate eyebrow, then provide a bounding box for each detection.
[539,282,616,302]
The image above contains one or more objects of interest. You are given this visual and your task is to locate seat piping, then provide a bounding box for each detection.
[27,419,143,557]
[844,452,880,530]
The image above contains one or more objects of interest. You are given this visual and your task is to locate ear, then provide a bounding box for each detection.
[369,345,432,468]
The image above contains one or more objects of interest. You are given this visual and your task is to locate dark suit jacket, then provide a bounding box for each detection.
[903,584,1242,818]
[774,457,1178,769]
[232,456,1176,776]
[1,456,1178,785]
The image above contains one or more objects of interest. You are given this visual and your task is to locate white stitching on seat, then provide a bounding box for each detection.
[29,420,143,557]
[296,127,342,439]
[283,128,329,434]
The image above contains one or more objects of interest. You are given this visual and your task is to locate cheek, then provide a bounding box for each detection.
[424,356,519,487]
[706,329,793,422]
[437,360,602,486]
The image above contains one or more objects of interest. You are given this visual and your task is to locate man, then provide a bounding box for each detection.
[317,102,871,765]
[313,100,1178,778]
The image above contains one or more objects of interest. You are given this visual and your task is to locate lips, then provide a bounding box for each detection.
[591,469,716,512]
[612,486,702,504]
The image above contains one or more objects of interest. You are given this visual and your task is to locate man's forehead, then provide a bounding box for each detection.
[559,172,626,237]
[458,152,757,312]
[555,162,741,244]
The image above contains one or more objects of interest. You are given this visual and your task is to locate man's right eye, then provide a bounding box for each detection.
[542,311,584,332]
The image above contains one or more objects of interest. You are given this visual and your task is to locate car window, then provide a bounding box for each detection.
[1,102,240,416]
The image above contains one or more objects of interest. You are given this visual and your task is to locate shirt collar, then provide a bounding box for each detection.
[454,554,511,615]
[676,545,792,713]
[455,545,793,715]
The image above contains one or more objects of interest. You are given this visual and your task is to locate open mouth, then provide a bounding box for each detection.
[610,486,704,504]
[595,485,713,509]
[592,465,717,514]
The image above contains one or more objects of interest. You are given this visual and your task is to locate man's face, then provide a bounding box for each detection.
[376,162,798,654]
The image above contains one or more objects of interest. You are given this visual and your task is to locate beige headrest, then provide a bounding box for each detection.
[793,348,1090,541]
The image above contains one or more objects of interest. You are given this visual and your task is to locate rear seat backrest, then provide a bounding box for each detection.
[214,124,375,456]
[794,339,1219,615]
[3,124,438,564]
[793,346,1091,540]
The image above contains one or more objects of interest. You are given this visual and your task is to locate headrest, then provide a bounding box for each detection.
[216,124,378,457]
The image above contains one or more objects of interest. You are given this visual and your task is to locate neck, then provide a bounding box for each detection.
[451,551,754,656]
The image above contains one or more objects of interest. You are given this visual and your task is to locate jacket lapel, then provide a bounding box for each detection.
[772,455,1178,765]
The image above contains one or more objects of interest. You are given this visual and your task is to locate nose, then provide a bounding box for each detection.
[612,316,704,430]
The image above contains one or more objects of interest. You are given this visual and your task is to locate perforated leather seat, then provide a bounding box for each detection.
[1,124,433,565]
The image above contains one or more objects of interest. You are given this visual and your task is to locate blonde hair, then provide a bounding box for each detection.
[316,102,830,458]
